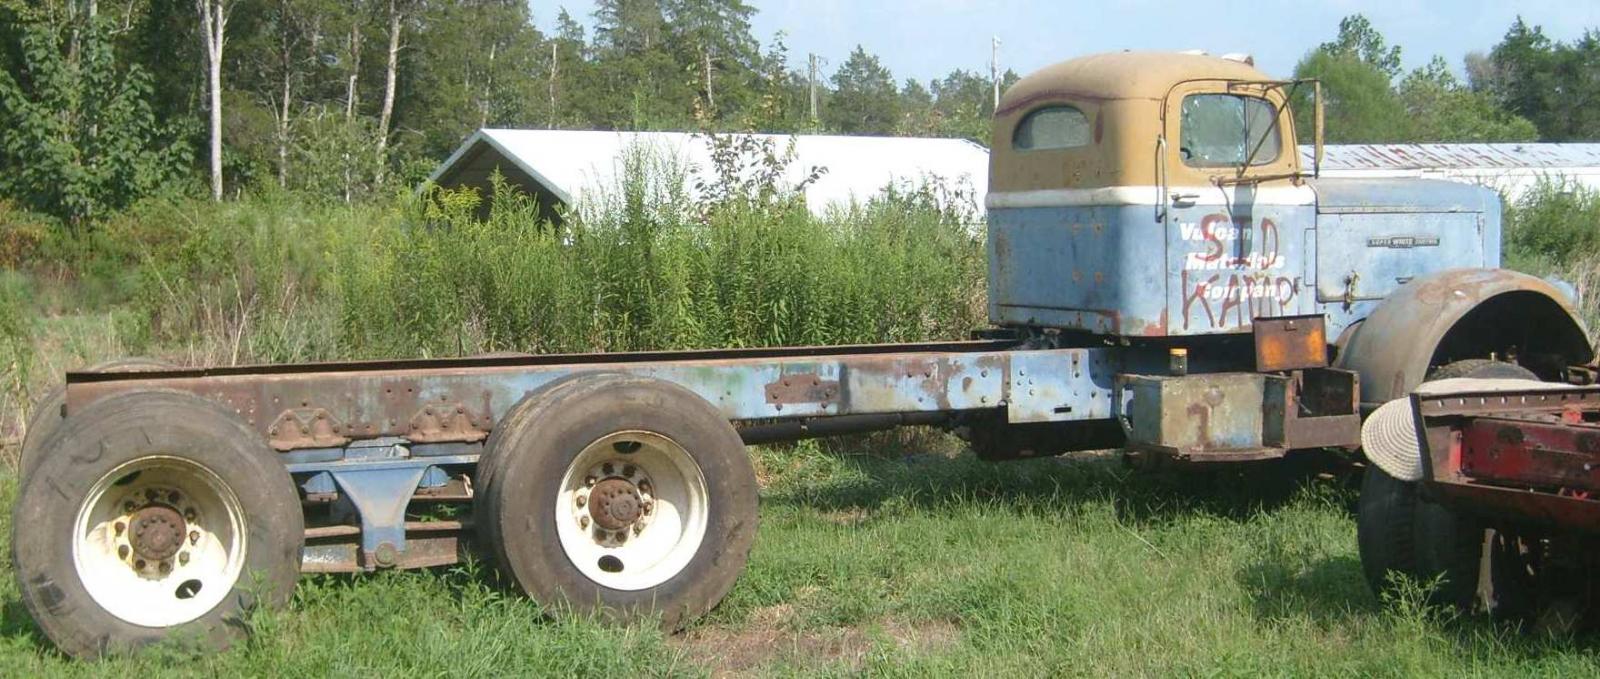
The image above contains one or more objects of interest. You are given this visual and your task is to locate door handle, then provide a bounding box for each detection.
[1170,192,1199,207]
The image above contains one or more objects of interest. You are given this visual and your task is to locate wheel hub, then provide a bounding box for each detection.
[590,478,643,530]
[129,505,186,561]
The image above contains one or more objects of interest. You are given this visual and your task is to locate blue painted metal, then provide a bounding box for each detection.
[1119,373,1278,454]
[290,450,479,563]
[419,465,450,489]
[988,204,1168,336]
[300,472,336,495]
[1007,348,1119,422]
[1164,193,1316,336]
[987,177,1505,341]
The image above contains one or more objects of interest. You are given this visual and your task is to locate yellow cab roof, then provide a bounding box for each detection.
[998,51,1274,113]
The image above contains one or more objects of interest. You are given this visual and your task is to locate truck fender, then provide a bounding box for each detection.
[1333,267,1592,409]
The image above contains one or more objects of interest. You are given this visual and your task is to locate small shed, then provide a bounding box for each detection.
[428,129,991,221]
[1303,143,1600,202]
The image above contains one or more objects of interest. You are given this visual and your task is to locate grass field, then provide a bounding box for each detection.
[0,434,1597,676]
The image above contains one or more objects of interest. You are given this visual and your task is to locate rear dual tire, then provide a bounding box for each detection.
[477,374,758,629]
[19,357,173,480]
[12,391,303,659]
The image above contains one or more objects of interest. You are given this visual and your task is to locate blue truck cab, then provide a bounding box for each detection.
[980,51,1592,460]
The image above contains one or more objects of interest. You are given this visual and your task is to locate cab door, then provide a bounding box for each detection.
[1160,84,1315,335]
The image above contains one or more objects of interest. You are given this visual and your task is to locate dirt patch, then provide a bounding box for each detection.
[673,606,960,676]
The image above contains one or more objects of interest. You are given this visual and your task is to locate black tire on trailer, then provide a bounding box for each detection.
[477,374,758,630]
[19,357,174,480]
[11,390,303,659]
[1357,358,1537,609]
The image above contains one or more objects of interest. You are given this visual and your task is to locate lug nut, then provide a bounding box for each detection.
[642,500,654,514]
[184,508,196,521]
[579,516,589,529]
[135,559,146,570]
[602,463,614,476]
[118,545,130,560]
[189,530,200,545]
[623,465,636,477]
[576,495,587,507]
[638,480,652,494]
[585,476,597,487]
[179,552,189,566]
[158,561,171,574]
[114,521,126,536]
[168,491,181,504]
[123,501,137,512]
[145,489,160,501]
[633,524,643,535]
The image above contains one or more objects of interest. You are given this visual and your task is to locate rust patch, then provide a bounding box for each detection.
[1253,315,1328,372]
[764,374,839,405]
[407,402,488,444]
[268,408,351,451]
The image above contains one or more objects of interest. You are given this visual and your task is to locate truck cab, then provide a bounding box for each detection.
[982,51,1592,459]
[988,51,1494,339]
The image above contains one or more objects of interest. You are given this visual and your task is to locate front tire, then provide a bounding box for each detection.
[12,391,303,659]
[477,374,757,629]
[1357,358,1537,610]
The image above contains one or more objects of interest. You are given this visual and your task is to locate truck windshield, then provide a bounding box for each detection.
[1179,94,1280,168]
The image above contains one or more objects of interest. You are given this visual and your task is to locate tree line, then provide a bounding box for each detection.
[0,3,1595,226]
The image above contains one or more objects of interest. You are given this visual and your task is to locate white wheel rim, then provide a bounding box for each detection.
[72,456,247,628]
[555,431,709,591]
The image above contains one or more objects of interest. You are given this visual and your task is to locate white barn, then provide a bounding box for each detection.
[1303,143,1600,202]
[428,132,1600,223]
[428,129,991,221]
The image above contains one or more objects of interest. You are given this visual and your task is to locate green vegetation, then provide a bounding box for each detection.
[0,445,1597,675]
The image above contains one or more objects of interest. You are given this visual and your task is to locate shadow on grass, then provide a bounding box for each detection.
[1236,553,1376,625]
[760,434,1352,527]
[0,598,43,646]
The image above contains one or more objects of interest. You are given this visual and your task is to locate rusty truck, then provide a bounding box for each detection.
[15,51,1597,657]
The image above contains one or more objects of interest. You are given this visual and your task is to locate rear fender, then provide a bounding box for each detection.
[1333,268,1592,408]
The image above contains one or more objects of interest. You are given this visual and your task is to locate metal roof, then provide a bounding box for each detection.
[1301,143,1600,171]
[429,129,991,218]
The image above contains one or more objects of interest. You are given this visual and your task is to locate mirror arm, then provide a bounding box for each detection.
[1313,80,1324,178]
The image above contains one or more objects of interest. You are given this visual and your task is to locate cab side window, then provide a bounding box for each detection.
[1013,105,1092,151]
[1179,94,1280,167]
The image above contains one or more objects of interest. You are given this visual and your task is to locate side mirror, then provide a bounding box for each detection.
[1312,80,1324,178]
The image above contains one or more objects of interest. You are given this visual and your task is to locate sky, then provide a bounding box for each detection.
[531,0,1599,82]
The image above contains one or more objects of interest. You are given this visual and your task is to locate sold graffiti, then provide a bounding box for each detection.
[1179,214,1300,329]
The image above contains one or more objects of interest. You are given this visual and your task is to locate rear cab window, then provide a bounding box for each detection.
[1179,94,1280,167]
[1013,105,1092,151]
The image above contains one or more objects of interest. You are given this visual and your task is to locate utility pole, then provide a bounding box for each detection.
[807,53,819,122]
[991,35,1001,111]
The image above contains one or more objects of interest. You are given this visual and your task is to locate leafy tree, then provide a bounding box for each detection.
[896,77,937,136]
[593,0,664,55]
[825,46,898,134]
[1319,14,1402,80]
[1485,19,1600,141]
[1292,50,1409,143]
[0,12,186,225]
[664,0,757,119]
[1397,56,1537,142]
